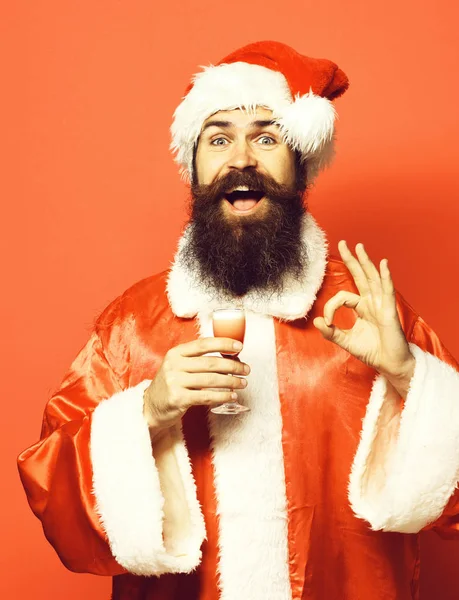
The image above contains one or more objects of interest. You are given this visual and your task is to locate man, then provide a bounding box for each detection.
[18,41,459,600]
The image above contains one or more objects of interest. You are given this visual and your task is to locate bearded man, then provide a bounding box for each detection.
[18,41,459,600]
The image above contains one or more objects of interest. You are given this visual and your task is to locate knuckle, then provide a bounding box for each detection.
[162,355,174,372]
[230,376,239,388]
[200,391,213,405]
[179,393,192,409]
[326,296,337,308]
[166,345,178,359]
[162,361,171,375]
[207,358,218,372]
[225,375,235,388]
[201,337,212,348]
[201,374,213,387]
[164,371,177,389]
[167,387,178,401]
[168,389,183,407]
[228,375,241,388]
[209,374,220,387]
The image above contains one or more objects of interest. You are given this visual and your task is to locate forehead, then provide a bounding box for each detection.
[201,106,275,129]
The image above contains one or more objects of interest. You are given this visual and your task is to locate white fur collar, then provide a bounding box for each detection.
[166,213,328,321]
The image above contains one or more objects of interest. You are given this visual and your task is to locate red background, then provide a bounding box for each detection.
[2,1,459,598]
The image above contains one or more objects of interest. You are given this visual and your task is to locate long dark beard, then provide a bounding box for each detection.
[182,168,308,298]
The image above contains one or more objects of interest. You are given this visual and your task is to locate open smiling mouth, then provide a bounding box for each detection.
[224,186,265,214]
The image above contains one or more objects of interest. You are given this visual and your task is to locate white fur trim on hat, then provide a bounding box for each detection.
[170,62,337,182]
[277,92,337,181]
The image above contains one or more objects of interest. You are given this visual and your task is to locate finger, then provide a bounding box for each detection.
[323,290,361,326]
[186,389,240,407]
[338,240,371,297]
[177,337,243,358]
[380,259,398,319]
[380,258,394,295]
[354,243,383,304]
[181,372,247,391]
[181,355,250,376]
[313,316,333,337]
[313,317,349,347]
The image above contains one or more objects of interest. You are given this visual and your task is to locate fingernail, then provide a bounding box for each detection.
[233,341,243,350]
[231,392,238,400]
[241,379,248,387]
[243,364,250,374]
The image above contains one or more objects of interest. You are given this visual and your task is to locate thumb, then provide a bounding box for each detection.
[313,317,347,347]
[313,317,335,340]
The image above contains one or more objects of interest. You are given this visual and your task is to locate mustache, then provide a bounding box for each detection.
[191,169,299,203]
[185,167,308,297]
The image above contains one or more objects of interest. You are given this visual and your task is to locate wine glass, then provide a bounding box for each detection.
[210,308,250,415]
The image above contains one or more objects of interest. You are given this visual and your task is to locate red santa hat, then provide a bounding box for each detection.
[170,40,349,182]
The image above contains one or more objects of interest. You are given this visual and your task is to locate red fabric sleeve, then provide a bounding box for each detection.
[410,317,459,539]
[17,331,127,575]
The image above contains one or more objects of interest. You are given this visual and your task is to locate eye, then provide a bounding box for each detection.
[257,136,276,145]
[211,137,229,146]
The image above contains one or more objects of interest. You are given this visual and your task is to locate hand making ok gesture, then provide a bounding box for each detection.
[313,241,416,396]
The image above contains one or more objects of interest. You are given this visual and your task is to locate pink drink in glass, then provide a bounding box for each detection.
[212,309,246,357]
[211,308,250,414]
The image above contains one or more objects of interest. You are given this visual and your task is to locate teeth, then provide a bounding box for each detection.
[232,185,250,192]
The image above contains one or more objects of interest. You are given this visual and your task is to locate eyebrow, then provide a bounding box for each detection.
[201,119,278,133]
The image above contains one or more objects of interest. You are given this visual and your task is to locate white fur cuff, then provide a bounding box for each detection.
[349,344,459,533]
[90,381,205,575]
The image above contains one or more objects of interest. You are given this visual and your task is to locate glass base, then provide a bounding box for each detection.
[211,402,251,415]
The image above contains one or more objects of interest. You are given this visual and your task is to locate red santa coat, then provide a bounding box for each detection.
[18,216,459,600]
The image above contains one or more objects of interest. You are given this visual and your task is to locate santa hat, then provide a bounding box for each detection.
[170,40,349,182]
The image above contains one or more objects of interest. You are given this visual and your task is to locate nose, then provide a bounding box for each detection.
[227,139,258,171]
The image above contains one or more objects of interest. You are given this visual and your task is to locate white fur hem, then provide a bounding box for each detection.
[90,381,206,575]
[349,343,459,533]
[197,311,292,599]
